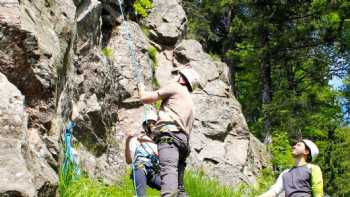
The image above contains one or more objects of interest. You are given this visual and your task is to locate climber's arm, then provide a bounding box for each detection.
[138,83,176,104]
[125,132,135,164]
[310,165,324,197]
[138,83,159,104]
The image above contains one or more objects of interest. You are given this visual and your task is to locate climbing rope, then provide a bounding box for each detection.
[117,0,144,84]
[63,121,81,178]
[118,0,146,197]
[116,2,159,196]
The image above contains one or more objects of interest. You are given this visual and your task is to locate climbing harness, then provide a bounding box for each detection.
[63,121,81,178]
[131,138,160,197]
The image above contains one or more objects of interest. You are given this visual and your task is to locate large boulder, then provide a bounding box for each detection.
[145,0,187,46]
[59,49,125,184]
[174,39,220,88]
[107,21,154,98]
[0,73,58,196]
[0,0,76,134]
[76,0,102,52]
[57,20,156,183]
[0,0,76,195]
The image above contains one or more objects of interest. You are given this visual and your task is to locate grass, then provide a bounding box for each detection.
[184,171,238,197]
[59,162,159,197]
[147,46,160,89]
[184,168,274,197]
[59,172,159,197]
[59,165,275,197]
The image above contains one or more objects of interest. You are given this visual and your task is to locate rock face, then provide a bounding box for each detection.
[145,0,187,46]
[0,0,271,194]
[0,73,58,197]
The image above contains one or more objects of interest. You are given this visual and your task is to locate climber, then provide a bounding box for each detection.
[137,65,200,197]
[125,105,161,197]
[258,139,324,197]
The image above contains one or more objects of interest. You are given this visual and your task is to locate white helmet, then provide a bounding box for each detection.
[303,139,319,161]
[142,105,158,126]
[178,67,200,92]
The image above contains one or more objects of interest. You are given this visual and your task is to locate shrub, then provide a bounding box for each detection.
[133,0,153,17]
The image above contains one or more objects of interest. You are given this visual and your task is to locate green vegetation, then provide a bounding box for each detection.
[148,47,158,68]
[59,163,159,197]
[59,165,275,197]
[184,0,350,196]
[270,133,294,172]
[184,169,274,197]
[101,48,113,58]
[59,174,160,197]
[148,46,160,89]
[133,0,153,18]
[155,100,162,111]
[140,25,151,38]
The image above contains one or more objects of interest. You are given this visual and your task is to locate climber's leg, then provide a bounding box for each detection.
[158,142,179,197]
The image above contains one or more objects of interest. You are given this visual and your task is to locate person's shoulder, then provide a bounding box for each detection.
[306,163,320,168]
[281,168,291,174]
[157,82,179,96]
[163,81,180,89]
[305,163,322,174]
[307,163,321,170]
[138,134,152,141]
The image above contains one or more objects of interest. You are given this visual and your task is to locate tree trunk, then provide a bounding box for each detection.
[260,33,273,144]
[261,61,272,144]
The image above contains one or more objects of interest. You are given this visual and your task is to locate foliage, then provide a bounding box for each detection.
[155,100,162,111]
[133,0,153,18]
[140,24,151,38]
[317,127,350,197]
[270,133,294,171]
[184,168,275,197]
[183,170,237,197]
[183,0,350,195]
[101,48,113,58]
[59,167,159,197]
[148,46,158,68]
[59,165,276,197]
[148,46,160,89]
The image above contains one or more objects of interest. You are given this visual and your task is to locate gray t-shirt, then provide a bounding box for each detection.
[156,82,194,134]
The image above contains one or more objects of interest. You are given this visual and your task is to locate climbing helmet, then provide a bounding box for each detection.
[302,139,319,161]
[178,67,200,92]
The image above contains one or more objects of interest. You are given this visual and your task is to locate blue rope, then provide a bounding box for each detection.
[63,121,81,177]
[117,0,143,84]
[116,2,154,196]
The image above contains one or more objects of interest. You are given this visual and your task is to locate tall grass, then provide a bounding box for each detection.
[184,168,274,197]
[59,164,159,197]
[59,165,275,197]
